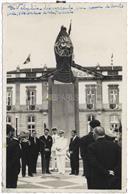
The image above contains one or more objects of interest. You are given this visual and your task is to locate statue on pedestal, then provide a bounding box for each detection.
[53,25,75,83]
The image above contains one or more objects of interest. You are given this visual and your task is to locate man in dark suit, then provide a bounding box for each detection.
[20,131,33,177]
[6,124,21,188]
[69,130,80,175]
[39,128,53,174]
[30,131,40,174]
[80,120,100,178]
[86,126,121,189]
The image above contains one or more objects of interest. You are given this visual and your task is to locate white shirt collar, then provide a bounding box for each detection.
[73,135,77,140]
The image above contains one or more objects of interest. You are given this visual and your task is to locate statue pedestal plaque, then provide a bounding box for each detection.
[48,77,79,139]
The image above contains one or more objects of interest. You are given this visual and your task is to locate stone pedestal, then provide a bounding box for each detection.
[48,78,79,139]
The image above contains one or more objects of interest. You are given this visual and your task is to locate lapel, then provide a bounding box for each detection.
[44,135,48,141]
[72,136,76,142]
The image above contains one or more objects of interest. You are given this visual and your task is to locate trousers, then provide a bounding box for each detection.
[51,151,57,169]
[56,155,66,174]
[41,152,50,174]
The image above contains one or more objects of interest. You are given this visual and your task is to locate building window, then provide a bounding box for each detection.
[26,87,36,110]
[86,85,96,109]
[6,116,11,124]
[28,115,35,122]
[110,115,120,135]
[27,115,35,135]
[108,85,119,109]
[6,87,12,110]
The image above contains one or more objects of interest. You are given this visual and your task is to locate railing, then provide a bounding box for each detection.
[6,105,48,112]
[29,105,35,110]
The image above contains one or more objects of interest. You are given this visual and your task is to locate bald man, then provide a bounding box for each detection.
[80,119,101,177]
[86,126,121,190]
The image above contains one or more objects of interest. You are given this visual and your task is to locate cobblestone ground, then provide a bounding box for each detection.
[17,169,87,191]
[17,156,87,192]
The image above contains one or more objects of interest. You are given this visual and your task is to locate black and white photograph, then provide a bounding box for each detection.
[2,2,127,192]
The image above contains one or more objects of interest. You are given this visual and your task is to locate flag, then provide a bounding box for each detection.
[23,54,31,64]
[68,20,72,35]
[111,53,113,67]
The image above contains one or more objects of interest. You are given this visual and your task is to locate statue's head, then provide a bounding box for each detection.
[61,26,67,32]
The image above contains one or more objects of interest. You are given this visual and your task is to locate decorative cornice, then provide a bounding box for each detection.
[7,66,122,74]
[7,74,122,84]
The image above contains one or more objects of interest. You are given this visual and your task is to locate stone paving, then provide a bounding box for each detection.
[17,168,87,192]
[16,155,87,192]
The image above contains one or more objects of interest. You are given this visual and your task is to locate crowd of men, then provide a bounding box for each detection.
[6,119,121,190]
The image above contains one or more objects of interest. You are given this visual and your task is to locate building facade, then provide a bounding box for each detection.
[6,64,122,138]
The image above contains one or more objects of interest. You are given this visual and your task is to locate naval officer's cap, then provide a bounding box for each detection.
[59,130,64,134]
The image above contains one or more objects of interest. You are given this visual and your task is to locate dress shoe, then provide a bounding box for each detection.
[51,169,55,172]
[28,174,33,177]
[46,171,51,174]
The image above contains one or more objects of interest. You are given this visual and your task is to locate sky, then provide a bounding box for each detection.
[3,2,127,71]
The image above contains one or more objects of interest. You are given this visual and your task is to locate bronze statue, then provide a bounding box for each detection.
[53,25,75,83]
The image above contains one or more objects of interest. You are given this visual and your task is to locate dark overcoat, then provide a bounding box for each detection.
[6,137,21,188]
[69,136,80,174]
[86,137,121,189]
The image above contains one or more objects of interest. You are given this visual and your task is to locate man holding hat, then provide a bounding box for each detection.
[6,124,21,188]
[55,130,68,174]
[20,131,33,177]
[39,128,53,174]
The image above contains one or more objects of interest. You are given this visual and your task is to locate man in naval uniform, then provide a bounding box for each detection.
[39,128,53,174]
[51,128,59,172]
[55,130,68,174]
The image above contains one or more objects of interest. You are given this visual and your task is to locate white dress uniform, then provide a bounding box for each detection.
[55,136,68,174]
[51,134,59,170]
